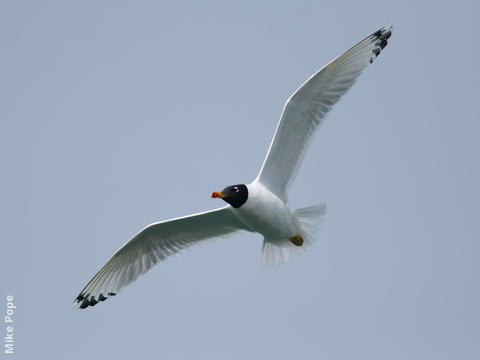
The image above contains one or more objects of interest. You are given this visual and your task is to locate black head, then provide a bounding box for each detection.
[211,184,248,208]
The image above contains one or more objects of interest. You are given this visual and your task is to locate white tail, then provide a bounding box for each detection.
[260,203,327,268]
[295,203,328,244]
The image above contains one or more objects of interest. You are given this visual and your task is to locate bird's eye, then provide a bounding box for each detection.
[234,187,239,192]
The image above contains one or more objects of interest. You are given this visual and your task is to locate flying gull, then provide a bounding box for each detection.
[74,25,393,309]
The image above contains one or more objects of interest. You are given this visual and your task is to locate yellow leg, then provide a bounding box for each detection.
[290,234,304,247]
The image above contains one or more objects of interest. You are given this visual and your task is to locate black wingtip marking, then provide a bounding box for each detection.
[379,38,388,50]
[79,298,90,309]
[75,293,113,309]
[382,31,392,41]
[374,28,391,40]
[370,27,392,62]
[89,297,98,307]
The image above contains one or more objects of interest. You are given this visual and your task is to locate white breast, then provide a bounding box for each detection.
[233,181,297,238]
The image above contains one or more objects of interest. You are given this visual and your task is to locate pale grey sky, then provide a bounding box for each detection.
[1,1,479,359]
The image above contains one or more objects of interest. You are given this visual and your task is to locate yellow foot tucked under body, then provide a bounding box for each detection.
[290,234,304,247]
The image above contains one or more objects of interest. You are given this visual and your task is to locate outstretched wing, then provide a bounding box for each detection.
[73,206,246,309]
[256,25,393,201]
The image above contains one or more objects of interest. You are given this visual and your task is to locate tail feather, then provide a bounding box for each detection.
[260,239,291,268]
[260,203,327,268]
[295,203,327,244]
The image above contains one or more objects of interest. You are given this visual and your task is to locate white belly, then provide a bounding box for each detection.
[233,181,298,238]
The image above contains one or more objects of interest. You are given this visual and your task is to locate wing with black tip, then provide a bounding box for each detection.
[73,206,246,309]
[256,25,393,201]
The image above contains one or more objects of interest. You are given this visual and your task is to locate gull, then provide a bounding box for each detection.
[74,25,393,309]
